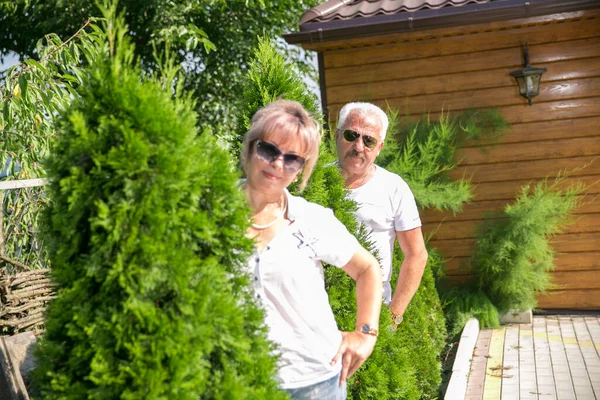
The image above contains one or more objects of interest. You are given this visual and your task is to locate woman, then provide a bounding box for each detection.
[241,99,382,399]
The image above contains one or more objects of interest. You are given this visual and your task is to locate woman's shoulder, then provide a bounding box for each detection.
[286,191,335,223]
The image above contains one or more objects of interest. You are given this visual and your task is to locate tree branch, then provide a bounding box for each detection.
[0,255,29,270]
[0,18,93,92]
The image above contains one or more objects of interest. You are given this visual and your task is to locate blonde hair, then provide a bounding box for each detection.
[241,99,322,191]
[337,102,389,141]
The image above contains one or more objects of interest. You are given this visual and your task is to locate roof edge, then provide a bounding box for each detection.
[299,0,354,25]
[284,0,600,45]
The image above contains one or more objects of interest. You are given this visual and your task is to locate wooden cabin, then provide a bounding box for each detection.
[285,0,600,309]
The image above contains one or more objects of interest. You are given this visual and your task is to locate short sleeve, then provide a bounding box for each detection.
[393,180,422,232]
[304,207,360,268]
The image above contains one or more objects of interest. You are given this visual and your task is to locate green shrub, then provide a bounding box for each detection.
[34,12,285,399]
[470,175,584,314]
[382,245,447,400]
[441,286,500,338]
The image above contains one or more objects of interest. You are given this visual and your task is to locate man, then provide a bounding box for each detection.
[335,102,428,331]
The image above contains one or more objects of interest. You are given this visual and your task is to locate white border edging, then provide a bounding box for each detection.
[444,317,480,400]
[0,178,47,190]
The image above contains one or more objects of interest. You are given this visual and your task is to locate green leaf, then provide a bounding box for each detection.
[24,58,48,74]
[18,75,28,101]
[61,74,79,83]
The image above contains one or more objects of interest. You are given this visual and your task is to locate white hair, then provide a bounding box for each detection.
[337,102,389,141]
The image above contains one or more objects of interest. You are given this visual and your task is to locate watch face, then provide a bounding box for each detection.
[394,315,403,324]
[360,324,378,336]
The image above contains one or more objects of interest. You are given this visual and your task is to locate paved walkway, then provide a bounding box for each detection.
[465,315,600,399]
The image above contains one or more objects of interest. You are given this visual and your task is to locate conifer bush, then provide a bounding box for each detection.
[34,11,285,399]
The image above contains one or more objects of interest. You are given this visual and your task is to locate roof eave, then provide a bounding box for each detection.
[284,0,600,45]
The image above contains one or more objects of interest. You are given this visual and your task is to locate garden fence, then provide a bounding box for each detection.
[0,179,54,336]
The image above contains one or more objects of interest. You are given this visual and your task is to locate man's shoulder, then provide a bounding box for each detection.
[374,165,409,188]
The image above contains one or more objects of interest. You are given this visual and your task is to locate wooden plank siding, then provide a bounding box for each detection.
[312,9,600,309]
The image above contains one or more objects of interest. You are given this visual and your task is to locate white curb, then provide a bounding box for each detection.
[444,318,480,400]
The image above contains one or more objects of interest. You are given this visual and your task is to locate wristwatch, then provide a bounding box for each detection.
[359,324,379,337]
[390,312,404,333]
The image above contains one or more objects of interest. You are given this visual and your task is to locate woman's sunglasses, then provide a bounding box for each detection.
[254,139,306,173]
[341,129,379,149]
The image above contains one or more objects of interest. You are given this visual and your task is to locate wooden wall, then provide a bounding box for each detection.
[307,9,600,309]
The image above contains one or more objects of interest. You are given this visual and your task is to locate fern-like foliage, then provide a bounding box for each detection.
[470,174,585,313]
[440,285,500,338]
[379,109,509,214]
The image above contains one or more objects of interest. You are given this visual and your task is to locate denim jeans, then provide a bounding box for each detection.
[285,373,347,400]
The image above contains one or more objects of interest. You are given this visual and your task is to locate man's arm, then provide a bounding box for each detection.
[389,227,428,318]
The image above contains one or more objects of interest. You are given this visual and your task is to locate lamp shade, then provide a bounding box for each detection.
[510,66,547,105]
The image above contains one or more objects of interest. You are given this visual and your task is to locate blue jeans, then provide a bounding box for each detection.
[285,373,347,400]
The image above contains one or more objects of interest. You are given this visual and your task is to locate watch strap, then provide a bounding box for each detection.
[359,324,379,337]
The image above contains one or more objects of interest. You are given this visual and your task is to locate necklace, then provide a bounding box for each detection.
[251,199,287,230]
[348,165,374,189]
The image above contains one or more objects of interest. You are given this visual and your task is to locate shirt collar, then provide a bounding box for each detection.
[285,188,305,222]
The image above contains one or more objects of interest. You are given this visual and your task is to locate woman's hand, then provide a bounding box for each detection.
[331,330,377,385]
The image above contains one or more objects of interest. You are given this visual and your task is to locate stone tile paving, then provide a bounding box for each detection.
[484,328,505,399]
[466,329,492,400]
[502,326,520,400]
[464,314,600,400]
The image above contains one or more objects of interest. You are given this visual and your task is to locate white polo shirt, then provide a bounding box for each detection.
[246,190,360,389]
[346,165,421,303]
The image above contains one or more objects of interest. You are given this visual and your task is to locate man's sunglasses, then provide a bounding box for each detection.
[341,129,378,149]
[254,139,306,173]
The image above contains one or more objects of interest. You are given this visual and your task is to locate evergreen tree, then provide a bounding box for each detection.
[34,8,286,399]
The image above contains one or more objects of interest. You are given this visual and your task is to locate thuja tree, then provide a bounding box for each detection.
[237,37,448,400]
[34,10,285,399]
[470,175,584,314]
[387,245,447,399]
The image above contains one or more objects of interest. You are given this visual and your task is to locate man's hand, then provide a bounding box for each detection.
[331,330,377,385]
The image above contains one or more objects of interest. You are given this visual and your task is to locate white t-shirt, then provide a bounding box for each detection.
[346,165,421,303]
[245,190,360,389]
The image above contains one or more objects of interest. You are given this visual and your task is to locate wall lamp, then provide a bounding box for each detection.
[509,43,547,106]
